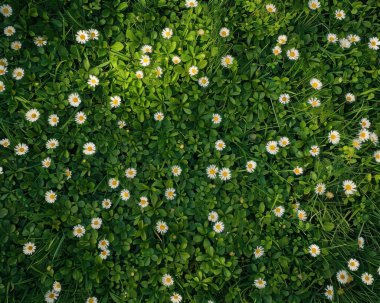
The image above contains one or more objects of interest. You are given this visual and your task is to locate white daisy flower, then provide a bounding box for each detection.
[45,190,57,203]
[108,178,119,189]
[11,41,22,50]
[98,239,110,250]
[88,75,99,87]
[308,0,320,10]
[44,290,58,303]
[42,157,52,168]
[188,66,199,76]
[86,297,98,303]
[370,132,379,145]
[277,35,287,45]
[327,33,338,43]
[347,258,360,271]
[91,217,102,230]
[68,93,81,107]
[358,129,370,142]
[4,25,15,36]
[254,246,264,258]
[246,160,257,173]
[286,48,299,60]
[345,93,355,103]
[272,46,282,56]
[34,36,47,47]
[75,111,87,124]
[88,28,99,40]
[211,114,222,124]
[0,80,5,92]
[198,76,209,87]
[155,66,163,78]
[307,97,321,108]
[172,56,181,64]
[165,188,176,200]
[368,37,380,50]
[0,138,10,147]
[293,166,303,175]
[254,278,267,289]
[213,221,224,233]
[347,34,360,44]
[310,78,322,90]
[336,270,349,284]
[221,55,234,68]
[154,111,164,121]
[99,249,110,260]
[136,70,144,79]
[360,118,371,129]
[125,168,137,179]
[141,45,153,53]
[328,130,340,144]
[219,167,231,181]
[339,38,351,49]
[358,236,364,249]
[342,180,357,196]
[171,165,182,176]
[23,242,36,255]
[110,96,121,108]
[374,150,380,163]
[266,4,276,13]
[278,137,290,147]
[278,93,290,104]
[12,67,25,80]
[315,183,326,195]
[273,206,285,217]
[83,142,96,155]
[208,211,218,222]
[206,165,218,179]
[185,0,198,8]
[297,210,307,221]
[140,55,151,67]
[76,30,89,44]
[219,27,230,38]
[15,143,29,155]
[156,220,168,234]
[361,273,374,285]
[120,189,130,201]
[0,65,7,76]
[102,198,112,209]
[266,141,279,154]
[335,9,346,20]
[162,274,174,286]
[73,224,86,238]
[0,4,13,17]
[170,292,182,303]
[48,114,59,126]
[215,139,226,151]
[139,196,149,208]
[309,145,320,156]
[309,244,320,257]
[53,281,62,293]
[162,28,173,39]
[25,109,40,122]
[46,139,59,150]
[324,285,334,301]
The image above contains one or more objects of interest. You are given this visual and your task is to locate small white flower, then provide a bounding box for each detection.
[206,165,218,179]
[11,41,22,50]
[165,188,176,200]
[278,137,290,147]
[198,76,209,87]
[98,239,110,250]
[297,210,307,221]
[73,224,86,238]
[162,28,173,39]
[293,166,303,175]
[266,4,276,13]
[99,249,110,260]
[315,183,326,195]
[162,274,174,286]
[68,93,81,107]
[48,114,59,126]
[0,4,13,17]
[219,27,230,38]
[215,139,226,151]
[219,167,231,181]
[310,78,322,90]
[44,290,58,303]
[170,292,183,303]
[213,221,224,233]
[188,66,199,76]
[272,46,282,56]
[277,35,287,45]
[4,25,15,36]
[336,270,349,284]
[136,70,144,79]
[308,0,320,10]
[15,143,29,155]
[25,109,40,122]
[273,206,285,217]
[309,244,320,257]
[370,132,379,145]
[141,45,153,53]
[327,33,338,43]
[324,285,334,301]
[361,273,374,285]
[88,28,99,40]
[156,220,169,234]
[254,278,267,289]
[342,180,357,196]
[86,297,98,303]
[46,139,59,150]
[335,9,346,20]
[246,160,257,173]
[208,211,218,222]
[102,198,112,209]
[358,129,370,142]
[109,178,119,189]
[34,36,47,47]
[154,112,164,121]
[360,118,371,129]
[171,165,182,176]
[45,190,57,204]
[328,130,340,145]
[91,217,102,230]
[374,150,380,163]
[83,142,96,155]
[185,0,198,8]
[254,246,264,258]
[23,242,36,255]
[211,114,222,124]
[339,38,351,49]
[345,93,355,103]
[307,97,321,107]
[120,189,130,201]
[53,281,62,293]
[266,141,279,155]
[125,168,137,179]
[278,93,290,104]
[347,34,360,44]
[221,55,234,68]
[0,65,7,76]
[140,55,151,67]
[12,67,24,80]
[76,30,89,44]
[358,236,364,249]
[155,66,163,78]
[172,56,181,64]
[139,196,149,208]
[309,145,320,156]
[368,37,380,50]
[88,75,99,87]
[110,96,121,108]
[75,111,87,124]
[286,48,299,60]
[0,80,5,92]
[347,258,360,271]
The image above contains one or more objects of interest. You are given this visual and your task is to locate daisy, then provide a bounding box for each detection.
[327,33,338,43]
[45,190,57,203]
[307,97,321,108]
[102,198,112,209]
[185,0,198,8]
[219,27,230,38]
[170,292,182,303]
[88,28,99,40]
[140,55,150,66]
[44,290,58,303]
[315,183,326,195]
[83,142,96,155]
[165,188,176,200]
[155,66,163,78]
[370,132,379,145]
[254,246,264,258]
[141,45,153,53]
[108,178,119,189]
[286,48,299,60]
[206,165,218,179]
[358,236,364,249]
[15,143,29,155]
[136,70,144,79]
[266,141,279,154]
[278,93,290,104]
[342,180,357,196]
[278,137,290,147]
[347,34,360,44]
[73,224,86,238]
[156,220,168,234]
[154,112,164,121]
[48,114,59,126]
[347,258,360,271]
[100,249,110,260]
[361,273,374,285]
[25,109,40,122]
[42,157,52,168]
[339,38,351,49]
[11,41,22,50]
[213,221,224,233]
[345,93,355,103]
[125,168,137,179]
[266,4,276,13]
[76,30,89,44]
[162,28,173,39]
[212,114,222,124]
[0,81,5,92]
[310,78,322,90]
[120,189,130,201]
[358,129,370,142]
[0,58,8,66]
[273,206,285,217]
[335,9,346,20]
[0,65,7,76]
[352,139,361,149]
[98,239,110,250]
[308,0,320,10]
[68,93,81,107]
[309,244,320,257]
[324,285,334,301]
[215,139,226,151]
[139,196,149,208]
[254,278,267,289]
[198,76,209,87]
[328,130,340,144]
[88,75,99,87]
[368,37,380,50]
[65,168,72,179]
[171,165,182,176]
[208,211,218,222]
[277,35,287,45]
[219,167,231,181]
[309,145,320,156]
[23,242,36,255]
[374,150,380,163]
[86,297,98,303]
[246,160,257,173]
[221,55,234,68]
[0,138,10,147]
[110,96,121,108]
[297,210,307,221]
[0,4,12,17]
[336,270,349,284]
[162,274,174,286]
[118,120,126,128]
[91,217,102,229]
[272,46,282,56]
[188,66,198,76]
[34,36,47,47]
[53,281,62,293]
[360,118,371,129]
[75,111,87,124]
[12,67,24,80]
[293,166,303,175]
[4,25,15,36]
[172,56,181,64]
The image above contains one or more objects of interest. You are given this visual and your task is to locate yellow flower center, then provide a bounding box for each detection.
[80,34,85,40]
